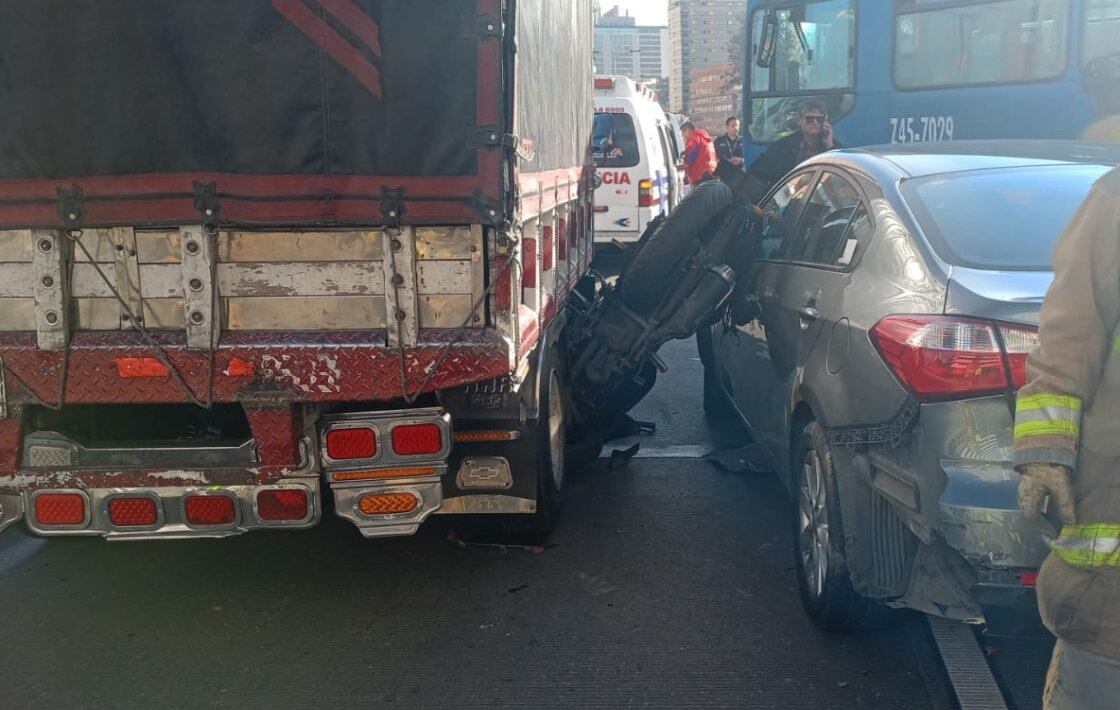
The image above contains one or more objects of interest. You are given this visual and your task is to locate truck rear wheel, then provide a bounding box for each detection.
[500,353,567,538]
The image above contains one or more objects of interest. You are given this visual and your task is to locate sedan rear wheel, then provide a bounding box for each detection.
[793,421,893,631]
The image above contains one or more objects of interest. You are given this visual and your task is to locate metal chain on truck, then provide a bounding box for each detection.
[66,228,211,409]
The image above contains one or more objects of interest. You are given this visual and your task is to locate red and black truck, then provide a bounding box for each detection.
[0,0,594,539]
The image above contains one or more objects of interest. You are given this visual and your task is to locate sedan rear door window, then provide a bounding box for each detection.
[782,171,866,266]
[758,171,819,260]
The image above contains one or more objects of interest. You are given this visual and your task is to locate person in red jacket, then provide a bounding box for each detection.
[681,122,718,185]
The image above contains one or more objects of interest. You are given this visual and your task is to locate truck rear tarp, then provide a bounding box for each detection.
[0,0,501,227]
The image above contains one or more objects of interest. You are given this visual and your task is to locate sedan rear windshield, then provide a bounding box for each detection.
[901,165,1112,271]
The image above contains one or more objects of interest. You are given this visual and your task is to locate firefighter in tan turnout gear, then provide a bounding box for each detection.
[1014,166,1120,708]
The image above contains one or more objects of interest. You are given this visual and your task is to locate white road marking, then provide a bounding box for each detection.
[599,444,710,459]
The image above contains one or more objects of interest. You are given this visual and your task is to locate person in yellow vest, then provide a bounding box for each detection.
[1014,166,1120,708]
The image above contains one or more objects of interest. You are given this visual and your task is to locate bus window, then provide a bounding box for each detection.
[748,1,855,143]
[750,1,855,94]
[894,0,1070,89]
[1082,0,1120,67]
[592,113,640,169]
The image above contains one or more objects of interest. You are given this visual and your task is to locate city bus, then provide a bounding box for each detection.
[743,0,1120,161]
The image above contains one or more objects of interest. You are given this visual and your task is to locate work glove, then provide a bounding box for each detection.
[1018,463,1077,526]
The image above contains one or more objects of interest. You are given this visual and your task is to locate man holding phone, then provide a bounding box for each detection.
[748,99,840,190]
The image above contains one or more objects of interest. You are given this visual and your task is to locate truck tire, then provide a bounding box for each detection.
[500,348,567,538]
[793,421,893,631]
[619,180,733,317]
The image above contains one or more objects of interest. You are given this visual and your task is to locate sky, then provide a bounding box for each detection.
[603,0,669,26]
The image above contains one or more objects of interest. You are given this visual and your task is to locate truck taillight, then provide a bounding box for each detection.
[35,493,86,526]
[392,423,443,456]
[325,427,377,460]
[185,495,237,526]
[257,489,309,522]
[107,496,159,527]
[638,178,654,207]
[871,316,1038,400]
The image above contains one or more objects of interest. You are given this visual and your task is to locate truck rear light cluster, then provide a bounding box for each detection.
[638,178,654,207]
[357,492,419,516]
[326,427,377,460]
[185,495,237,526]
[107,497,159,527]
[871,316,1039,400]
[257,489,309,521]
[391,423,443,456]
[35,493,86,526]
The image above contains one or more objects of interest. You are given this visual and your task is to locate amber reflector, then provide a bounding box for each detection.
[358,493,419,516]
[332,467,438,482]
[453,430,519,443]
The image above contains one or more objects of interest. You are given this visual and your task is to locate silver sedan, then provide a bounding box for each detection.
[702,141,1120,630]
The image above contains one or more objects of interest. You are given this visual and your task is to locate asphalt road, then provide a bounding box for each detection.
[0,338,1048,709]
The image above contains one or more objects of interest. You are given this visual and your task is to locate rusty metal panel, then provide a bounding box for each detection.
[0,299,35,330]
[74,297,185,330]
[384,228,419,347]
[419,295,476,328]
[0,264,33,297]
[224,296,387,330]
[70,229,119,263]
[415,226,479,260]
[216,262,386,297]
[32,229,69,349]
[136,230,182,264]
[416,261,473,295]
[0,230,32,262]
[143,299,187,329]
[180,227,219,348]
[111,227,144,329]
[218,231,384,263]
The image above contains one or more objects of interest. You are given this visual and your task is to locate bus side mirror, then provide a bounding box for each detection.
[755,11,778,69]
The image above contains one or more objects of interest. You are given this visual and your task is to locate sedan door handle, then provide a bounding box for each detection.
[798,306,820,330]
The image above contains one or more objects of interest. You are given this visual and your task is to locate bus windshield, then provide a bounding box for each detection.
[748,1,856,143]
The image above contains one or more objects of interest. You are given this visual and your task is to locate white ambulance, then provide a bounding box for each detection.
[592,76,682,245]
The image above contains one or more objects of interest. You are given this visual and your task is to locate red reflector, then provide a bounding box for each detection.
[392,423,443,455]
[225,358,255,377]
[593,205,609,213]
[871,316,1033,400]
[107,497,159,527]
[184,495,237,526]
[522,236,538,289]
[116,357,170,378]
[35,493,86,526]
[325,427,377,460]
[1019,571,1039,587]
[257,489,309,521]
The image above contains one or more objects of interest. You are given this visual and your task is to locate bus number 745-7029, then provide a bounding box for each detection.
[889,115,955,144]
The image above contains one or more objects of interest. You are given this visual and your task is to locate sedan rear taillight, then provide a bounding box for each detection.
[871,316,1038,400]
